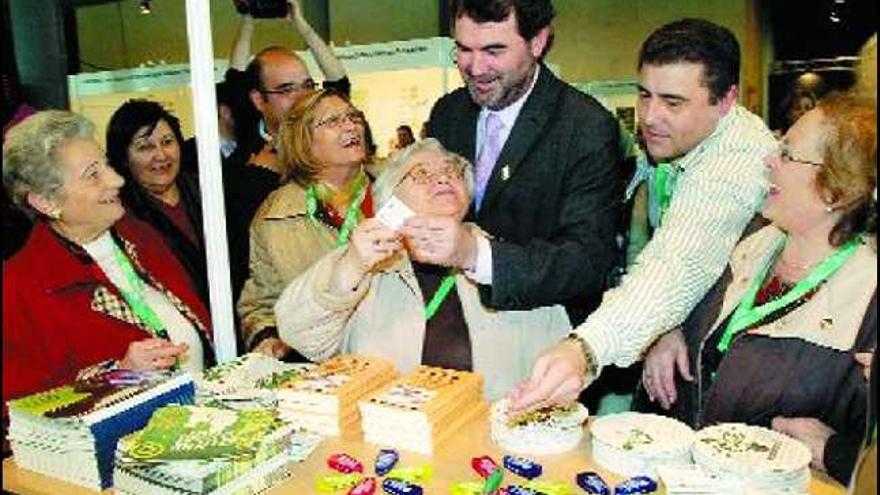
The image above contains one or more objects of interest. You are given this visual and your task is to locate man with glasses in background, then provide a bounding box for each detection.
[221,0,350,355]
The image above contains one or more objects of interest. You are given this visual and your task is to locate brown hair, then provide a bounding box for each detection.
[814,92,877,246]
[276,89,351,186]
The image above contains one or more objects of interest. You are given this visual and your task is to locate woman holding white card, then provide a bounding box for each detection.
[274,138,571,399]
[238,89,372,360]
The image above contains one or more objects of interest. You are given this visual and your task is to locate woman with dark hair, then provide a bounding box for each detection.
[106,99,208,304]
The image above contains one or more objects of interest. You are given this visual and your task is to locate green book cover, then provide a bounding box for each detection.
[125,405,282,461]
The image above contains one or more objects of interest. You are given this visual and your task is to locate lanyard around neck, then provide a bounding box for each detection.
[111,242,169,339]
[305,180,366,247]
[654,162,676,225]
[716,236,861,353]
[424,271,457,321]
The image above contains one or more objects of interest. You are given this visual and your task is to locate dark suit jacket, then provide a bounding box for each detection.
[427,65,622,324]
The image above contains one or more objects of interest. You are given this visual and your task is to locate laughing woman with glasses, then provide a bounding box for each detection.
[237,89,373,360]
[272,139,572,400]
[638,93,877,484]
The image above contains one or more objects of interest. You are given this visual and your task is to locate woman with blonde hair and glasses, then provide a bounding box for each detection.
[238,89,372,359]
[273,139,571,399]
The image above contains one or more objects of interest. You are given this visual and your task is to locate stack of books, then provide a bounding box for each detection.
[359,366,487,454]
[195,352,314,410]
[275,354,397,436]
[6,369,195,490]
[113,405,317,495]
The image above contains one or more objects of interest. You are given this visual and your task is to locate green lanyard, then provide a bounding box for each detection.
[654,162,676,225]
[424,272,457,321]
[111,242,169,339]
[716,236,861,353]
[305,181,366,247]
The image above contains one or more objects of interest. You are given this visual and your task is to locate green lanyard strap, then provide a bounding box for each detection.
[424,271,457,321]
[654,162,677,225]
[111,242,169,339]
[305,180,367,247]
[716,236,861,353]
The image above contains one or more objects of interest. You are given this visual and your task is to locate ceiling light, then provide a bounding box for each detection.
[139,0,151,15]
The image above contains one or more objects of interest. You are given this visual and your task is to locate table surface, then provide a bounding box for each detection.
[3,416,847,494]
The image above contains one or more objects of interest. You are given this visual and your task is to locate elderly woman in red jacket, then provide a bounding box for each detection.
[2,111,213,405]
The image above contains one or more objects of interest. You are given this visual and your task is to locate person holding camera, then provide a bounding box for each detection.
[222,0,352,333]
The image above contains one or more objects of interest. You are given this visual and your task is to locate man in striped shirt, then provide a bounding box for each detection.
[509,18,776,413]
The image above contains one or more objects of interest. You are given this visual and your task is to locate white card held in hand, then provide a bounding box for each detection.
[377,195,415,229]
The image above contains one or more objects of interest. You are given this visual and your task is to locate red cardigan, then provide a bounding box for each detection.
[2,214,212,405]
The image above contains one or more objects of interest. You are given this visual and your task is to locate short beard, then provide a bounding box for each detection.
[466,64,537,111]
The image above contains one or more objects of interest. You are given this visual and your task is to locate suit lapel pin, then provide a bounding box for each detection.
[501,165,511,181]
[819,316,833,330]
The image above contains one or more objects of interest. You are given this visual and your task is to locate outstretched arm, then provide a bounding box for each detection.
[286,0,345,81]
[229,14,256,71]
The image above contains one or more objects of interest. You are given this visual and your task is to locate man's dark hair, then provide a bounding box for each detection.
[638,18,740,103]
[216,80,233,107]
[451,0,555,53]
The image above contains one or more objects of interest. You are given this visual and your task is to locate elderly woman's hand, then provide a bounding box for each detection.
[253,337,292,360]
[402,217,477,270]
[118,338,188,371]
[331,219,400,294]
[347,218,401,272]
[642,328,693,410]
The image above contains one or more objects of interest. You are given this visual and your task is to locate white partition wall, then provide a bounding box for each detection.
[185,0,237,363]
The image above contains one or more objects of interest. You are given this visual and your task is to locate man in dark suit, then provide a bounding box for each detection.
[403,0,622,325]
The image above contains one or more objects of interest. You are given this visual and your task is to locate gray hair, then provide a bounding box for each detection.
[3,111,96,219]
[372,138,475,210]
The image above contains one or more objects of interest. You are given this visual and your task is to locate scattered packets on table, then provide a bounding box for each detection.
[472,455,499,478]
[504,485,546,495]
[349,476,378,495]
[503,455,543,480]
[386,463,433,484]
[316,472,364,492]
[375,448,400,476]
[613,476,657,495]
[449,480,485,495]
[575,471,610,495]
[329,452,365,474]
[522,480,570,495]
[382,477,423,495]
[483,468,504,494]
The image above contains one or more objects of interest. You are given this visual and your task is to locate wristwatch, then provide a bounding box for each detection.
[565,333,599,379]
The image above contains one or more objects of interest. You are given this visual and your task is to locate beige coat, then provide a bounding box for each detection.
[237,181,339,349]
[274,249,572,400]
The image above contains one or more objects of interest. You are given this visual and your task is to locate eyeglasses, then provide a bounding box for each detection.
[260,79,317,95]
[313,109,365,130]
[776,143,824,168]
[406,162,466,185]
